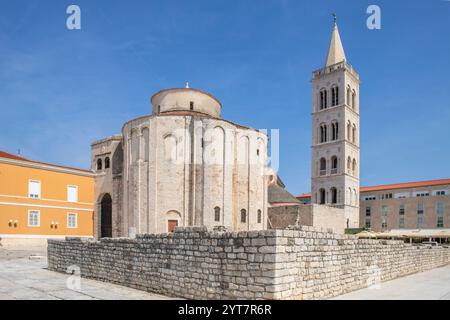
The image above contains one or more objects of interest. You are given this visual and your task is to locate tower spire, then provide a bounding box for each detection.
[324,14,346,67]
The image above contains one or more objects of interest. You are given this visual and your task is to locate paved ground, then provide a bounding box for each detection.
[0,249,174,300]
[333,265,450,300]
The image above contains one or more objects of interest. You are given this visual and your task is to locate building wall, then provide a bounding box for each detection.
[120,114,268,235]
[360,184,450,232]
[268,204,345,234]
[48,225,450,300]
[311,61,360,228]
[0,161,94,239]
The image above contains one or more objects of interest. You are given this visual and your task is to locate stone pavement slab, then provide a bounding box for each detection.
[0,249,175,300]
[333,264,450,300]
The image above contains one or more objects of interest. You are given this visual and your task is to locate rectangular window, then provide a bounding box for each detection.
[381,205,388,229]
[399,217,405,228]
[417,203,424,215]
[437,202,444,228]
[28,210,40,227]
[417,216,424,228]
[28,180,41,199]
[365,207,371,217]
[365,218,371,228]
[434,190,448,196]
[414,191,429,197]
[399,204,405,215]
[363,195,376,201]
[67,186,78,203]
[67,213,78,228]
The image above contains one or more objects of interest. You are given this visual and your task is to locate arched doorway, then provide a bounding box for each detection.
[100,194,112,238]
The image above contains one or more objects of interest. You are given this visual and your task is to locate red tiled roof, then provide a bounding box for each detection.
[0,150,92,173]
[0,150,29,162]
[296,178,450,198]
[360,178,450,192]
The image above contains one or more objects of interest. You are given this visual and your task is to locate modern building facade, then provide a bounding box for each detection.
[310,20,360,228]
[297,178,450,233]
[92,87,268,238]
[360,179,450,232]
[0,150,94,247]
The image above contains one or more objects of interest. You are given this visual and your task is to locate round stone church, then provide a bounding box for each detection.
[91,87,268,238]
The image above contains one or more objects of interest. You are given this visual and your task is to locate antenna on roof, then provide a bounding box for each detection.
[185,82,189,89]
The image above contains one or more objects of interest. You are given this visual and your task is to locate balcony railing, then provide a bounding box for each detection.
[312,61,359,80]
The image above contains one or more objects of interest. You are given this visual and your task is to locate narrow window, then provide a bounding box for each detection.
[104,157,110,169]
[28,180,41,199]
[257,210,262,223]
[352,90,356,110]
[319,158,326,176]
[352,124,357,144]
[67,186,78,203]
[319,188,326,204]
[97,158,102,170]
[214,206,220,222]
[67,213,78,228]
[437,202,444,228]
[28,210,40,227]
[366,207,371,216]
[190,101,194,110]
[256,149,260,156]
[381,206,388,229]
[330,187,337,204]
[240,209,247,223]
[331,156,338,174]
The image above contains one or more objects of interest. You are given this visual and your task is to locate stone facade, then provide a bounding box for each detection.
[268,204,345,234]
[311,21,360,229]
[48,226,450,300]
[91,88,268,237]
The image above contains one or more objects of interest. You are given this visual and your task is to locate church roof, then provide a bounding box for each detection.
[268,183,301,205]
[325,21,346,67]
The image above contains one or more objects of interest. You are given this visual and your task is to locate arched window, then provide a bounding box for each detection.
[214,207,220,222]
[352,90,356,110]
[257,209,262,224]
[347,86,351,107]
[331,156,338,174]
[319,188,326,204]
[330,187,337,204]
[348,187,352,205]
[96,158,102,170]
[352,159,357,175]
[319,124,328,143]
[240,209,247,223]
[331,121,339,140]
[331,86,339,106]
[104,157,110,169]
[319,89,327,110]
[352,124,357,144]
[347,156,351,174]
[347,121,352,141]
[320,157,326,176]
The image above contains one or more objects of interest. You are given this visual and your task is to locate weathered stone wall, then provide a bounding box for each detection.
[268,204,345,234]
[48,226,450,300]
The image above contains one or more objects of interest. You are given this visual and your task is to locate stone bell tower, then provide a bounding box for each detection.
[310,17,360,228]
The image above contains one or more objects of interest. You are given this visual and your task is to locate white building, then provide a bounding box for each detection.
[92,87,268,237]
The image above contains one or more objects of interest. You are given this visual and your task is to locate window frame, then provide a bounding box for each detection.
[28,180,41,199]
[28,210,40,227]
[67,185,78,203]
[67,212,78,229]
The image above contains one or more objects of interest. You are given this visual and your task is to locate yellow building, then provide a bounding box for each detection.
[0,150,94,248]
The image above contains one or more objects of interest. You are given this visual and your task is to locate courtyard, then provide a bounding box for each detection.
[1,247,449,300]
[0,248,173,300]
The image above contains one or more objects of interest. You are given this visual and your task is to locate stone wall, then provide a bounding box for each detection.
[268,204,345,234]
[47,226,450,300]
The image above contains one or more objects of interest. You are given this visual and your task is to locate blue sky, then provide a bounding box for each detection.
[1,0,449,195]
